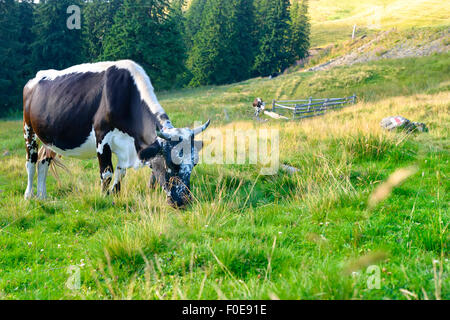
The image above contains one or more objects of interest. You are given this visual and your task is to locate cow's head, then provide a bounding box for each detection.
[253,98,265,109]
[150,120,210,208]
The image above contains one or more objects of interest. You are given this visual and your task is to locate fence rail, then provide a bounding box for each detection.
[272,94,357,119]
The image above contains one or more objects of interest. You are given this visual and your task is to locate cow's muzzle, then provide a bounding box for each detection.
[168,190,192,209]
[167,179,192,209]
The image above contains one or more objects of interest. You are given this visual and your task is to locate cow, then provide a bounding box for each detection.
[252,97,265,119]
[23,60,210,207]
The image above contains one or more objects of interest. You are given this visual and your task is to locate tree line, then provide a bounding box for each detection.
[0,0,309,117]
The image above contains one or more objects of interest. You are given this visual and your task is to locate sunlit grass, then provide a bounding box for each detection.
[309,0,450,46]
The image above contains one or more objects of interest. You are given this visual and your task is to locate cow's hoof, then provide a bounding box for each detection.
[110,183,121,194]
[36,192,47,200]
[24,191,34,200]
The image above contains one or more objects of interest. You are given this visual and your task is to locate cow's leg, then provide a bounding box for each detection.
[24,123,38,199]
[149,172,158,189]
[97,143,114,194]
[36,148,55,199]
[110,148,131,194]
[111,166,126,194]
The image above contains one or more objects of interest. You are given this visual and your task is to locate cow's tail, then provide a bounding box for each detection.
[38,146,70,183]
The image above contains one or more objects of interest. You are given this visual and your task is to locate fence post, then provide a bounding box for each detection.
[272,99,276,113]
[324,98,329,113]
[352,94,356,104]
[308,97,312,112]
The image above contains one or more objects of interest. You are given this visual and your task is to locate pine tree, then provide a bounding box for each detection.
[252,0,292,77]
[83,0,122,62]
[101,0,187,90]
[290,0,310,61]
[187,0,256,86]
[227,0,256,82]
[31,0,84,71]
[184,0,207,51]
[0,0,34,116]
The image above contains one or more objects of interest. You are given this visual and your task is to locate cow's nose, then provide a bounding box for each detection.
[167,197,188,209]
[168,191,192,209]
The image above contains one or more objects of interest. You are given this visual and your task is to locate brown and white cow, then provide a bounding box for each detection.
[23,60,209,207]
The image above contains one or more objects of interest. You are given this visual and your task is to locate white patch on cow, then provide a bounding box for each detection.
[36,160,49,199]
[24,124,37,157]
[24,124,30,139]
[102,171,113,180]
[26,60,170,127]
[112,167,126,189]
[164,128,193,144]
[24,161,35,199]
[97,129,143,170]
[46,129,97,159]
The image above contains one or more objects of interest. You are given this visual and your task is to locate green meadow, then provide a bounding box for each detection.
[0,49,448,299]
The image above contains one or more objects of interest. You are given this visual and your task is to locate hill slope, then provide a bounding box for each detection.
[309,0,450,46]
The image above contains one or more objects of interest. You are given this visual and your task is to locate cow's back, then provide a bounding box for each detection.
[26,71,105,151]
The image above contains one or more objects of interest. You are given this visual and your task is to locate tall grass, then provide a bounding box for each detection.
[0,53,448,299]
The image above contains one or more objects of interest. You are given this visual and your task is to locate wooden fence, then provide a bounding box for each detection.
[272,94,357,119]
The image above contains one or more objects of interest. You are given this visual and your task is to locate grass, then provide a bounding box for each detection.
[158,52,450,126]
[0,50,448,299]
[308,0,450,46]
[297,27,449,71]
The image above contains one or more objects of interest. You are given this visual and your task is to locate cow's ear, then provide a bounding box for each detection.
[194,140,204,152]
[139,141,162,161]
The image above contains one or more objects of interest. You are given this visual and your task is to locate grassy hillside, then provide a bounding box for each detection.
[158,52,449,125]
[309,0,450,46]
[0,52,448,299]
[300,27,449,73]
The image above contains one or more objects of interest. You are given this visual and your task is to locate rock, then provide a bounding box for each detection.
[2,150,10,156]
[380,116,428,133]
[281,164,300,175]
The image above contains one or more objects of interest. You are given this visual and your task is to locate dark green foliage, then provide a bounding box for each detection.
[252,0,293,76]
[290,0,310,61]
[82,0,122,62]
[187,0,256,86]
[0,0,34,117]
[101,0,187,90]
[31,0,84,71]
[184,0,207,51]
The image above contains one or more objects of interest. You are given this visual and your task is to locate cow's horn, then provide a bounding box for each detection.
[156,130,172,141]
[193,120,210,136]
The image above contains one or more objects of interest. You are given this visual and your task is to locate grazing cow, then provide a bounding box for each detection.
[252,97,265,119]
[23,60,210,207]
